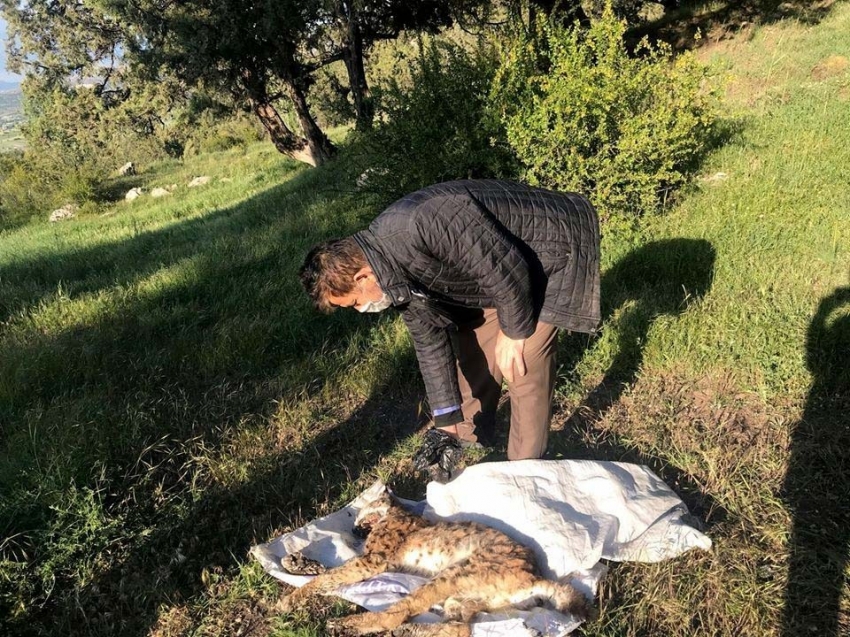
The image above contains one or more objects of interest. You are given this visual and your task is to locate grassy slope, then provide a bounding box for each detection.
[0,143,422,635]
[1,5,849,637]
[553,5,850,635]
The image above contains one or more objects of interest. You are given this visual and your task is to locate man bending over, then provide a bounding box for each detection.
[299,179,600,469]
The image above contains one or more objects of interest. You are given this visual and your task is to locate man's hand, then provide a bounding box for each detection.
[495,330,526,383]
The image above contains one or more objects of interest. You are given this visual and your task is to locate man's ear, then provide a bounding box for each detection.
[353,265,373,284]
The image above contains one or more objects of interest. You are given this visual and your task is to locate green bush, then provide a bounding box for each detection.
[0,153,38,229]
[311,62,357,129]
[0,155,106,229]
[491,6,720,217]
[0,84,135,223]
[183,111,264,157]
[351,39,516,202]
[1,77,265,229]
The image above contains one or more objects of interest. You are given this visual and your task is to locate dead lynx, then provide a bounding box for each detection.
[277,488,590,636]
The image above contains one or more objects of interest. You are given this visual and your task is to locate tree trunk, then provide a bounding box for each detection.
[243,66,319,166]
[285,80,336,166]
[341,10,373,131]
[250,99,317,166]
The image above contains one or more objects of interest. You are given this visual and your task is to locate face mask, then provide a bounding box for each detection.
[357,292,392,313]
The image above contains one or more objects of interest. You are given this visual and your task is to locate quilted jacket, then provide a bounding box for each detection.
[353,179,600,420]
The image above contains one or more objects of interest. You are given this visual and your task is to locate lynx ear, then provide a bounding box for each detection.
[384,484,405,505]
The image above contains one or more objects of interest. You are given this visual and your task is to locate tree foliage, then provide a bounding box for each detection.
[491,6,721,217]
[102,0,337,165]
[309,1,492,130]
[0,0,336,166]
[352,38,515,201]
[0,0,125,88]
[0,0,500,172]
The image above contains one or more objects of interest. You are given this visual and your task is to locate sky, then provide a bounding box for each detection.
[0,18,24,85]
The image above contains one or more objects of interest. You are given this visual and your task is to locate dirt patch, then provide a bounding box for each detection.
[811,54,850,81]
[196,588,275,637]
[613,372,790,479]
[550,369,797,524]
[149,605,194,637]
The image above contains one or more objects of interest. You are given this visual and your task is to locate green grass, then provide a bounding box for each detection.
[0,129,25,152]
[2,4,850,636]
[0,140,426,635]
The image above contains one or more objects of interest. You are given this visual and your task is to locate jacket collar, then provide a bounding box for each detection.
[353,230,412,307]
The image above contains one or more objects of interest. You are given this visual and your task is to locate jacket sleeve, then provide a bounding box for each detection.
[415,192,536,340]
[401,305,463,425]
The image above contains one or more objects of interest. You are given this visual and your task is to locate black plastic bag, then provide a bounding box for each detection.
[411,428,463,483]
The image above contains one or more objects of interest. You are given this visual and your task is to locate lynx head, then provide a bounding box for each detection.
[352,488,395,538]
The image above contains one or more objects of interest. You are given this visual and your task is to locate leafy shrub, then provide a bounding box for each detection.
[491,6,720,217]
[183,111,264,156]
[311,62,357,129]
[584,0,663,23]
[22,86,114,202]
[0,154,107,229]
[0,82,149,223]
[351,39,516,202]
[0,153,38,230]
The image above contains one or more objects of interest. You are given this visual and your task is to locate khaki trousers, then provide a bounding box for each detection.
[449,308,558,460]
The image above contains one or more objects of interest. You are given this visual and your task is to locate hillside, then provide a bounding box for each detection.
[1,3,849,637]
[0,86,25,150]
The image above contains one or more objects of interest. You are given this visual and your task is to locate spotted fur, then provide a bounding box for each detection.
[277,489,589,636]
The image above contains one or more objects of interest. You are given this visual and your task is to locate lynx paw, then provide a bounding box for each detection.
[281,552,327,575]
[276,587,311,615]
[275,593,298,615]
[443,597,482,622]
[327,611,404,635]
[326,614,372,636]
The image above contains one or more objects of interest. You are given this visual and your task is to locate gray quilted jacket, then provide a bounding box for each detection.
[353,179,600,419]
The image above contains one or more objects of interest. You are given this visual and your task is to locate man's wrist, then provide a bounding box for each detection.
[433,406,463,428]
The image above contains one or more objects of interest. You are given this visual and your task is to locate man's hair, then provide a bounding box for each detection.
[299,237,368,312]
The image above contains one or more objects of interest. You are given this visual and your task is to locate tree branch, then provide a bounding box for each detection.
[300,50,345,74]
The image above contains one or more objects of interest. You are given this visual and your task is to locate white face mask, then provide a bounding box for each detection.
[357,291,393,313]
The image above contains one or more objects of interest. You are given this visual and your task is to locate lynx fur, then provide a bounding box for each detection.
[277,488,590,636]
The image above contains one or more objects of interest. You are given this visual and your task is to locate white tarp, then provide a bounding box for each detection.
[251,459,711,636]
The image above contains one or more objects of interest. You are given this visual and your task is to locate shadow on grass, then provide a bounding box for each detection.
[73,360,423,637]
[781,285,850,635]
[0,159,421,636]
[629,0,837,51]
[551,238,722,521]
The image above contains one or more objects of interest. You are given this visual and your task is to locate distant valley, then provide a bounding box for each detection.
[0,85,25,151]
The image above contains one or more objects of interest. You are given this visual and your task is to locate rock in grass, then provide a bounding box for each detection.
[356,167,389,189]
[702,172,729,183]
[638,2,665,22]
[125,187,144,201]
[118,161,136,176]
[151,186,171,198]
[188,175,211,188]
[48,203,78,223]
